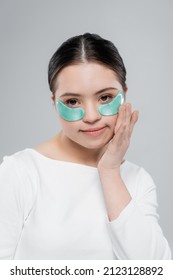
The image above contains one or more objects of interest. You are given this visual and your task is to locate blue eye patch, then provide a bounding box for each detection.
[56,90,124,122]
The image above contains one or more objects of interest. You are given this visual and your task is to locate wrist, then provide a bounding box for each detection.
[98,166,121,177]
[97,159,125,174]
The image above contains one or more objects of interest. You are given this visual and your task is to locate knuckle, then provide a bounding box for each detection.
[122,122,127,128]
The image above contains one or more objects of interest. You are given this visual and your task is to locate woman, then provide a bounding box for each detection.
[0,33,171,259]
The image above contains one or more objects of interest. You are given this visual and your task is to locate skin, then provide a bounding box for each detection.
[35,62,138,221]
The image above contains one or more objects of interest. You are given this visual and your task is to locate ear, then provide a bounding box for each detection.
[51,94,55,104]
[123,86,128,103]
[125,86,128,93]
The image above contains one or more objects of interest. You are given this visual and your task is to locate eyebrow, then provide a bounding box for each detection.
[59,87,118,97]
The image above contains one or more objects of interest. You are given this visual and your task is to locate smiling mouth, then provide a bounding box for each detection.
[81,127,105,132]
[80,126,106,136]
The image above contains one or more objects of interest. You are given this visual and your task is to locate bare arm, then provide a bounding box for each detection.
[98,103,138,221]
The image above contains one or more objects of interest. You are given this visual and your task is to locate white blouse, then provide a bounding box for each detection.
[0,149,171,259]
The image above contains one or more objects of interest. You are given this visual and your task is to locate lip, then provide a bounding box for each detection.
[80,126,106,136]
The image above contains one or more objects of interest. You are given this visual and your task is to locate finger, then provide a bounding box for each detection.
[129,110,139,136]
[125,103,131,126]
[112,121,127,146]
[114,104,125,134]
[125,103,131,122]
[124,103,132,138]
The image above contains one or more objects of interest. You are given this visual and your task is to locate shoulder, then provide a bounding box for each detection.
[122,160,154,181]
[0,148,40,189]
[121,160,156,197]
[2,136,57,167]
[2,148,37,169]
[0,149,39,217]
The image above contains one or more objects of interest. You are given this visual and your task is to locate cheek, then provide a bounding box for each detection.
[106,114,118,130]
[59,119,79,135]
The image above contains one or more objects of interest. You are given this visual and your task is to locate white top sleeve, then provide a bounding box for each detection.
[107,168,172,259]
[0,156,36,259]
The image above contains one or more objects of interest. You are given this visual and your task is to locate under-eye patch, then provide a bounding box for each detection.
[56,100,85,122]
[56,90,124,122]
[98,90,124,116]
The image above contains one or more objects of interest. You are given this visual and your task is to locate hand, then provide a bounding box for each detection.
[97,103,139,171]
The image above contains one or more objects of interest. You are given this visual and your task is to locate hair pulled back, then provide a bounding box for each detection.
[48,33,127,95]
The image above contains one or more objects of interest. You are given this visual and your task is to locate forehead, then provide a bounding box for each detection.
[54,62,122,96]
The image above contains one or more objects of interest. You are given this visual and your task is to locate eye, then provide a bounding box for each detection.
[100,95,113,103]
[65,99,79,108]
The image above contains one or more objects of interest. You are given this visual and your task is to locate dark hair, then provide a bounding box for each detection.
[48,33,127,95]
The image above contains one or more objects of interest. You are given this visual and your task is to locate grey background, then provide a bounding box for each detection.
[0,0,172,254]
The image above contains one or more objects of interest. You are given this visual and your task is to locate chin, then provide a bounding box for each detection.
[66,130,114,150]
[76,137,112,150]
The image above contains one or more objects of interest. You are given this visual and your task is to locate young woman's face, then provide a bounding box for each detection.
[54,62,124,150]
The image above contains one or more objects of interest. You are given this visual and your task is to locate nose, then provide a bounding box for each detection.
[82,102,101,123]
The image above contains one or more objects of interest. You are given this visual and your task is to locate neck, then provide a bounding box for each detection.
[55,131,106,167]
